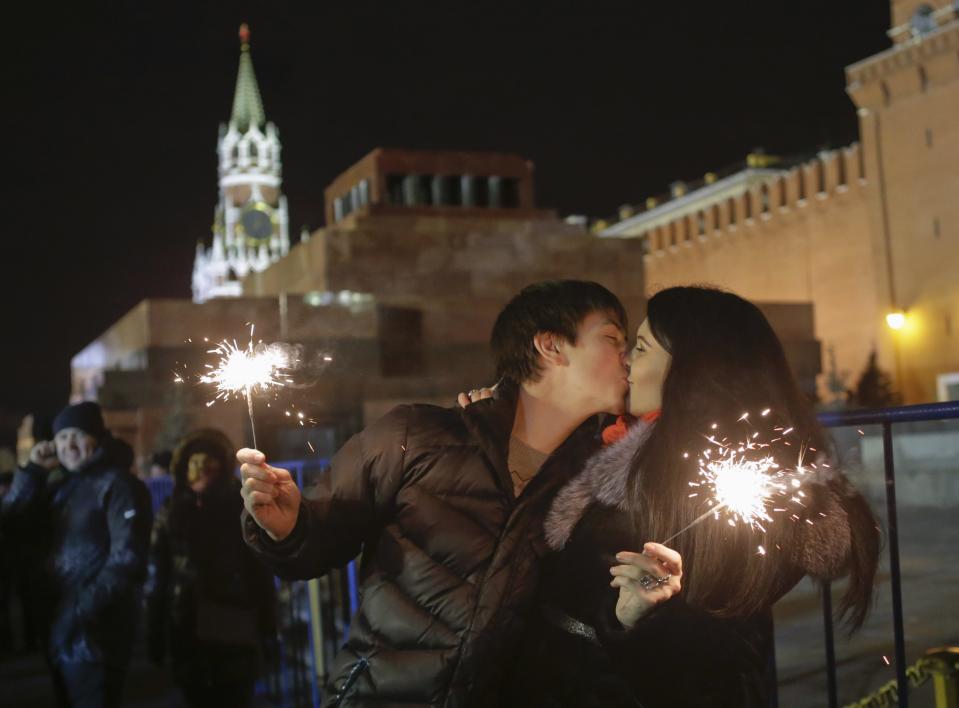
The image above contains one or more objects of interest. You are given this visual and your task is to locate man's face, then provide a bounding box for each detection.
[187,452,222,494]
[559,311,629,416]
[54,428,98,472]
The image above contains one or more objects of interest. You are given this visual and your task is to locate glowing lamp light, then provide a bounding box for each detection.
[886,311,906,330]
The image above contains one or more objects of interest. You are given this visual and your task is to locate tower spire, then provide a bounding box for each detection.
[230,23,266,133]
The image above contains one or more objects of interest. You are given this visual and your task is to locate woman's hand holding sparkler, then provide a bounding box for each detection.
[610,542,683,630]
[238,448,301,542]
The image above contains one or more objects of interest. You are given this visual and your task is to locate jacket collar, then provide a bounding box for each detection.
[461,379,604,501]
[461,379,520,497]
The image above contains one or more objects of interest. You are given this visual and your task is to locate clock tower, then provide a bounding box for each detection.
[192,24,291,303]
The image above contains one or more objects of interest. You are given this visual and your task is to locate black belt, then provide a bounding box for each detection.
[541,604,601,646]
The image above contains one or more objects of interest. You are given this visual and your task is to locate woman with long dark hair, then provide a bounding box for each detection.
[472,286,880,707]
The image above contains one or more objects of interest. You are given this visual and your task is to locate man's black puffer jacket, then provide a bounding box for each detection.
[242,382,602,707]
[0,436,152,667]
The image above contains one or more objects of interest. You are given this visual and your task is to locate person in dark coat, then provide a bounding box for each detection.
[485,286,881,708]
[0,401,152,708]
[146,428,276,708]
[238,280,632,707]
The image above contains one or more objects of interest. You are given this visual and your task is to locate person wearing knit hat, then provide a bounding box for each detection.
[49,401,107,473]
[1,400,152,708]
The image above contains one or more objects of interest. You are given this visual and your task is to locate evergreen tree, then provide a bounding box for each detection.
[851,350,900,408]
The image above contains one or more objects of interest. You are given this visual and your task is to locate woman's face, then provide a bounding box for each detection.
[187,452,221,494]
[627,318,672,416]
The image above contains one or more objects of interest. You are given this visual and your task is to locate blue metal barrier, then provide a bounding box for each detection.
[815,401,959,708]
[262,400,959,707]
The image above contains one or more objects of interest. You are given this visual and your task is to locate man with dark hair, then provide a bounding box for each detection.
[0,401,152,708]
[238,280,629,707]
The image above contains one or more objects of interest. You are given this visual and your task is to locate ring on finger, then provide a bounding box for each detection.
[638,573,671,591]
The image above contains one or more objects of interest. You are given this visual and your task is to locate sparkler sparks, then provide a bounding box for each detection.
[661,411,813,547]
[198,325,292,449]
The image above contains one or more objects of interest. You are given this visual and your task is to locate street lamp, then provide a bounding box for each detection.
[886,311,906,330]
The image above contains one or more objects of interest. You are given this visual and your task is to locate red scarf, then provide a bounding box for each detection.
[601,410,661,446]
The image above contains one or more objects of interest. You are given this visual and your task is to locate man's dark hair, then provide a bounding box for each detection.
[491,280,626,383]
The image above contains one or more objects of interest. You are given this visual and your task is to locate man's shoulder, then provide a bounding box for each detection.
[373,403,470,447]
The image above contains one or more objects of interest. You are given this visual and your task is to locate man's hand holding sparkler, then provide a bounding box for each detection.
[610,542,683,630]
[238,448,301,542]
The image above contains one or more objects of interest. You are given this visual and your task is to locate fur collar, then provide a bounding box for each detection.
[542,419,855,582]
[544,420,653,550]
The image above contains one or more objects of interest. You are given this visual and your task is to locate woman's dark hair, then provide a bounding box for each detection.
[629,286,879,629]
[491,280,627,383]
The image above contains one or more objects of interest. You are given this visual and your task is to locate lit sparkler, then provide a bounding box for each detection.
[662,413,810,546]
[199,325,291,449]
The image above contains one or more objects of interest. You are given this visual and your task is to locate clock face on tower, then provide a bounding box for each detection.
[238,203,274,244]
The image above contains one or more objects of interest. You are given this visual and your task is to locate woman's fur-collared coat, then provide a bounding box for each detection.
[505,421,864,708]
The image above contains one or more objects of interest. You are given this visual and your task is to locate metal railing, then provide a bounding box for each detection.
[251,401,959,707]
[816,401,959,708]
[259,458,361,708]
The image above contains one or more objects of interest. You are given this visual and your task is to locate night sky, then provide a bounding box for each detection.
[3,1,890,424]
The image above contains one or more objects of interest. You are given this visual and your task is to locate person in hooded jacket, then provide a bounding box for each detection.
[146,428,276,708]
[0,401,152,708]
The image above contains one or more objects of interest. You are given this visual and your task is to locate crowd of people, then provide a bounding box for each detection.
[2,280,881,708]
[0,405,275,708]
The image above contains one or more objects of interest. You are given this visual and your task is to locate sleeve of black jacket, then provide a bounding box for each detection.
[242,404,411,580]
[75,471,153,622]
[596,599,773,708]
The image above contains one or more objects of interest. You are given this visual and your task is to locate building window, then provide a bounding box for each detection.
[881,81,891,107]
[837,152,847,187]
[744,191,753,220]
[668,220,677,247]
[797,168,807,201]
[378,306,424,377]
[918,66,929,93]
[489,177,504,208]
[728,197,737,225]
[778,177,788,207]
[417,175,434,205]
[697,211,706,236]
[386,174,405,205]
[760,184,770,214]
[815,159,826,194]
[442,175,462,205]
[358,179,370,206]
[712,204,721,231]
[467,176,489,207]
[500,178,520,208]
